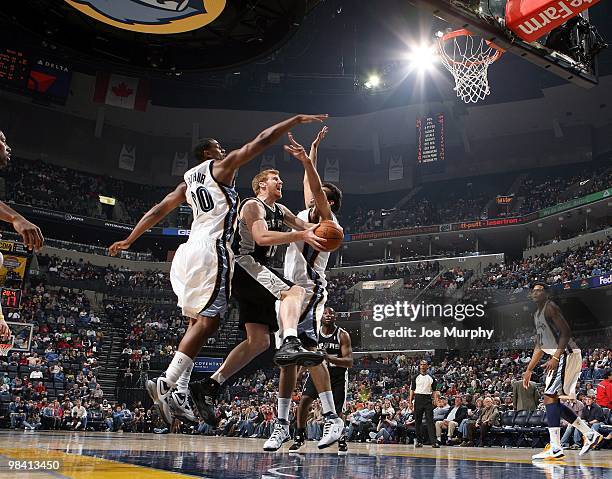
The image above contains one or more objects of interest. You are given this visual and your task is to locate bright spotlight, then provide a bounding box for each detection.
[407,44,438,72]
[364,74,381,89]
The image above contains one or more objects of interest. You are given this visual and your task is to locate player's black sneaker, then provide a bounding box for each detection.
[289,432,305,451]
[337,436,348,455]
[273,337,324,367]
[188,377,220,426]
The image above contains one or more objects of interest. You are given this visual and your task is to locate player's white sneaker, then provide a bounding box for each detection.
[263,420,290,452]
[579,430,604,456]
[532,444,565,460]
[318,416,344,449]
[146,376,174,425]
[169,390,198,424]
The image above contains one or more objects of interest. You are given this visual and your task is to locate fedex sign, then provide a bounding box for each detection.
[596,273,612,287]
[505,0,600,42]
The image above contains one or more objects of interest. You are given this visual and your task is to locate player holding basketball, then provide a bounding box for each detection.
[188,161,329,427]
[263,128,347,451]
[108,114,328,424]
[0,130,44,339]
[526,282,603,460]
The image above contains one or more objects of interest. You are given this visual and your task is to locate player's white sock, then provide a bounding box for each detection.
[548,427,562,450]
[210,371,226,385]
[319,391,337,416]
[164,351,193,386]
[175,360,194,393]
[277,397,291,421]
[282,328,298,340]
[572,417,592,436]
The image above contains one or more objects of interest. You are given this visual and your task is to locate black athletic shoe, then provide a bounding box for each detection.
[338,437,348,456]
[188,378,220,426]
[289,432,305,451]
[415,442,423,448]
[273,337,325,367]
[432,442,440,448]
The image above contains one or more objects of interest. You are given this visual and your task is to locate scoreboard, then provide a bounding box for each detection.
[0,48,29,87]
[416,113,445,164]
[1,287,21,309]
[0,46,72,104]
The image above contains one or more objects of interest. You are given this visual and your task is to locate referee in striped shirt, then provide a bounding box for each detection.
[409,359,440,448]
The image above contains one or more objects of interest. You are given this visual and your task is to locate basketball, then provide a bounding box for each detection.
[315,220,343,252]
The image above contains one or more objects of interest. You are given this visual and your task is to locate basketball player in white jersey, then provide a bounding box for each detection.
[0,130,45,338]
[525,282,603,460]
[108,113,328,424]
[262,127,347,451]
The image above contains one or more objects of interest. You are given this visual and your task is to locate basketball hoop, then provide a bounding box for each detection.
[437,29,504,104]
[0,336,14,356]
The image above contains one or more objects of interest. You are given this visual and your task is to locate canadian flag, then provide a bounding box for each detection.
[93,72,149,111]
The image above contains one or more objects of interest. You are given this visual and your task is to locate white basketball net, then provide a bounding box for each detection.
[438,30,503,104]
[0,336,14,356]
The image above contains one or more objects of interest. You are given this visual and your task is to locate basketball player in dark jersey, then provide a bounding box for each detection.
[290,306,353,454]
[0,130,44,338]
[189,167,328,427]
[263,128,345,451]
[526,282,603,460]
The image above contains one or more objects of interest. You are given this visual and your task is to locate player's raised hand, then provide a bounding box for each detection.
[295,114,329,124]
[12,217,44,251]
[283,142,310,165]
[301,224,327,251]
[312,126,329,147]
[109,240,131,257]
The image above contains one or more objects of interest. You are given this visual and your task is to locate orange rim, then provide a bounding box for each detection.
[438,28,504,66]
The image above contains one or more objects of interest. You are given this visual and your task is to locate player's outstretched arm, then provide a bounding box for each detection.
[243,201,325,251]
[0,201,43,251]
[304,126,328,208]
[284,132,334,222]
[213,114,328,185]
[108,183,187,256]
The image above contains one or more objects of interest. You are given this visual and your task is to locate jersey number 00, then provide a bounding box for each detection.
[191,186,214,214]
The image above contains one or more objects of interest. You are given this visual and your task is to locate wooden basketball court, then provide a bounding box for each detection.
[0,430,609,478]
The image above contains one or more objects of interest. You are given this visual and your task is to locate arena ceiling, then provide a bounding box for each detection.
[0,1,610,113]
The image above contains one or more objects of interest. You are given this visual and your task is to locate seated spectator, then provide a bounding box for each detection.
[436,396,468,445]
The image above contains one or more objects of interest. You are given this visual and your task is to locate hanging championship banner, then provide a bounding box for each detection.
[324,158,340,182]
[172,152,189,176]
[118,144,136,171]
[388,154,403,181]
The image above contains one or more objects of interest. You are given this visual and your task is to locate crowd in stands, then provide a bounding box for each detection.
[1,157,610,235]
[1,157,171,226]
[518,163,612,215]
[470,238,612,292]
[40,255,172,293]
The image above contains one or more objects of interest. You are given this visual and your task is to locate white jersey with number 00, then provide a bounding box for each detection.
[183,160,237,243]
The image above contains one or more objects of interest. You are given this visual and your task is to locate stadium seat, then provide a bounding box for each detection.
[510,410,532,447]
[491,410,516,447]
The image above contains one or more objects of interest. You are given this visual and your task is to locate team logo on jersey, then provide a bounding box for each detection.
[63,0,226,34]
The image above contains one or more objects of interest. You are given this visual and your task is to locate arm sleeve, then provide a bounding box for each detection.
[430,375,438,391]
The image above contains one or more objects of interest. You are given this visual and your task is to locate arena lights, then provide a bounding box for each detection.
[407,42,438,72]
[364,73,382,89]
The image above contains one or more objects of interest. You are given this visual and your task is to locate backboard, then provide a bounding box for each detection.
[411,0,606,88]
